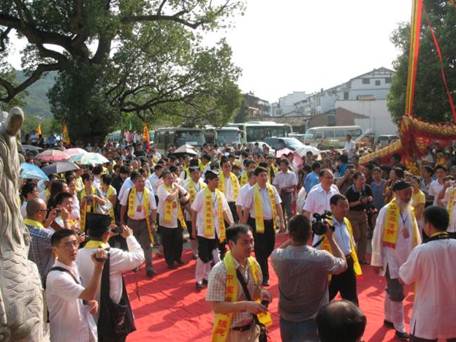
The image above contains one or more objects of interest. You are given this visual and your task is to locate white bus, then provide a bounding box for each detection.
[306,125,363,149]
[227,121,292,143]
[155,127,205,153]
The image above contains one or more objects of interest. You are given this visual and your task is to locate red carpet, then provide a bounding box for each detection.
[125,234,414,341]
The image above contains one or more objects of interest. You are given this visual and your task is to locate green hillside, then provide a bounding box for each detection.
[15,70,56,118]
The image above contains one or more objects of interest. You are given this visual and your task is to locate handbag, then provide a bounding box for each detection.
[98,249,136,341]
[235,269,269,342]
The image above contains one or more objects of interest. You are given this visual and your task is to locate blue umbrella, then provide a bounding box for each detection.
[20,163,49,181]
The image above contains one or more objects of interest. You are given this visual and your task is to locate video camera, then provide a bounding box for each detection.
[312,211,335,235]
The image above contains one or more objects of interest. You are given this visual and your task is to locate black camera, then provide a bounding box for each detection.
[312,211,334,235]
[111,225,123,234]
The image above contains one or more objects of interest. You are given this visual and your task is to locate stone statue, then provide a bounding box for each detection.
[0,107,44,341]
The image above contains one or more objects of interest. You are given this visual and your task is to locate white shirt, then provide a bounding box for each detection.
[191,188,231,239]
[303,184,340,217]
[183,178,205,220]
[71,193,81,220]
[272,170,298,191]
[119,188,157,220]
[46,260,97,342]
[221,173,238,202]
[236,183,253,208]
[148,173,161,194]
[399,238,456,339]
[441,187,456,232]
[344,140,356,157]
[76,237,144,319]
[296,187,307,214]
[371,204,421,278]
[157,183,187,228]
[118,177,154,201]
[243,185,282,220]
[428,179,444,206]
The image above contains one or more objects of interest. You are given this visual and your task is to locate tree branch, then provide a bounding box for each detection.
[0,27,12,52]
[0,63,61,103]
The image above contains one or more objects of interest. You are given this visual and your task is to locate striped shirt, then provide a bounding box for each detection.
[27,224,55,286]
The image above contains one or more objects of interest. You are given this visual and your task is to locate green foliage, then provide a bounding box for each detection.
[388,0,456,123]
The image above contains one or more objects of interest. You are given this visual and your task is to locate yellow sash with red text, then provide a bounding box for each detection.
[383,198,419,248]
[211,251,262,342]
[128,187,155,244]
[187,179,207,204]
[218,172,240,200]
[203,188,226,242]
[80,186,97,232]
[253,183,278,233]
[163,185,187,229]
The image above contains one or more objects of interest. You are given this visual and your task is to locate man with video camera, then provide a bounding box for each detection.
[77,213,145,342]
[271,215,347,342]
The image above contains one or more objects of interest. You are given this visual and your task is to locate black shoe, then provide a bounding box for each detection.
[195,281,204,291]
[383,320,394,329]
[202,279,208,286]
[192,255,198,260]
[146,269,156,278]
[176,259,186,266]
[395,331,409,340]
[262,280,270,287]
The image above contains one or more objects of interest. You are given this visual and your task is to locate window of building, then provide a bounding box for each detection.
[344,92,349,100]
[375,80,381,86]
[362,78,370,84]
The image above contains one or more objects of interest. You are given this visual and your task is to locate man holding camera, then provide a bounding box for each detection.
[345,171,374,265]
[371,180,421,340]
[271,215,347,342]
[303,169,340,220]
[77,213,144,341]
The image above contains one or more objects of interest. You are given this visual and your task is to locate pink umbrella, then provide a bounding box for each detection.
[64,147,88,157]
[36,149,70,162]
[276,148,294,158]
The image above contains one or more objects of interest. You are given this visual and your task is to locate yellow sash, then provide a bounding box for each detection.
[447,187,456,226]
[162,185,187,229]
[84,240,110,249]
[212,251,262,342]
[105,185,116,221]
[80,186,97,232]
[382,199,419,248]
[203,188,226,242]
[187,179,207,204]
[321,218,362,276]
[128,187,155,244]
[240,170,248,186]
[218,172,240,200]
[24,218,44,229]
[253,184,277,233]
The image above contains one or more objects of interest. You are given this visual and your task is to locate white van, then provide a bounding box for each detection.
[306,126,363,150]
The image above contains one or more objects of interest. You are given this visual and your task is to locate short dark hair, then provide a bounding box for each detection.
[119,165,130,175]
[81,173,93,182]
[54,192,73,206]
[160,169,172,179]
[352,171,364,180]
[21,181,36,199]
[226,224,251,243]
[220,156,229,167]
[423,206,449,232]
[392,167,404,179]
[435,165,447,173]
[279,158,289,166]
[130,171,142,181]
[312,162,321,171]
[51,229,77,247]
[330,194,347,206]
[92,165,103,175]
[316,300,367,342]
[288,215,311,244]
[254,166,268,176]
[423,165,433,175]
[101,174,112,186]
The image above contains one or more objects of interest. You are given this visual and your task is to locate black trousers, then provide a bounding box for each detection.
[329,256,358,305]
[159,226,183,266]
[248,217,275,283]
[228,201,239,223]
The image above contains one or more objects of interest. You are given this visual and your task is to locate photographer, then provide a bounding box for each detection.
[77,213,144,342]
[271,215,347,342]
[345,172,373,264]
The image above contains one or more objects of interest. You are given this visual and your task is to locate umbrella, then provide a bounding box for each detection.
[173,144,198,156]
[65,148,88,157]
[42,161,80,175]
[20,163,49,181]
[276,148,294,158]
[36,149,69,162]
[22,145,43,152]
[295,146,321,157]
[79,152,109,166]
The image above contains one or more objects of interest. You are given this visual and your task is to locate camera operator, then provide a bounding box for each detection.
[77,213,144,342]
[321,194,362,305]
[344,171,373,264]
[271,215,347,342]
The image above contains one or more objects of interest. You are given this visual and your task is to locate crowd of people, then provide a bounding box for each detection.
[20,134,456,342]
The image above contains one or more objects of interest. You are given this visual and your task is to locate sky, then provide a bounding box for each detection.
[7,0,412,104]
[209,0,412,103]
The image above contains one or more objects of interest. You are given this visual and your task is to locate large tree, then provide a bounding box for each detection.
[0,0,244,142]
[388,0,456,124]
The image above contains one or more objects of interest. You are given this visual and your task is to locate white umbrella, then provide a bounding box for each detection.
[79,152,109,166]
[173,144,198,156]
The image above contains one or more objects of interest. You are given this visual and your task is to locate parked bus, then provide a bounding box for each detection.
[155,127,205,153]
[227,121,292,143]
[204,126,242,145]
[306,125,363,149]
